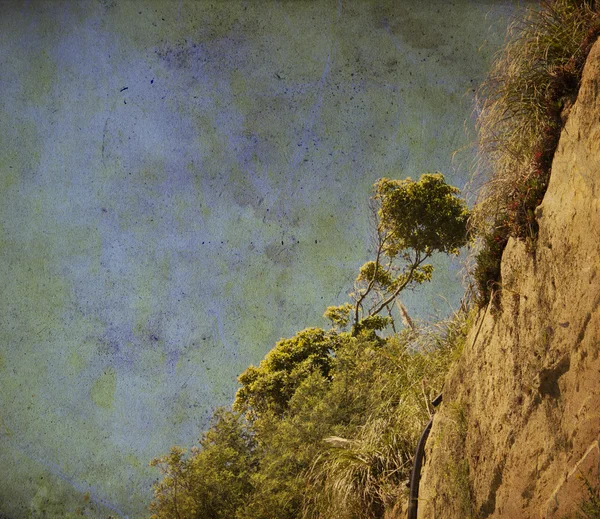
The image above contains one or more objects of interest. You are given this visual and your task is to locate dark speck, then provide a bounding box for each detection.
[151,79,154,84]
[150,334,159,341]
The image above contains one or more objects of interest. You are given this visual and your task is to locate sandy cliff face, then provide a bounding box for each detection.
[418,38,600,519]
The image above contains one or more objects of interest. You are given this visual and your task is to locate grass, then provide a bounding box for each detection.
[301,305,475,519]
[574,473,600,518]
[470,0,600,306]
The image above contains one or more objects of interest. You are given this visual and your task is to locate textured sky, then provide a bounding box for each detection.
[0,1,524,517]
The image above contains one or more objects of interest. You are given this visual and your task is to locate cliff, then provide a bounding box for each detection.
[418,38,600,519]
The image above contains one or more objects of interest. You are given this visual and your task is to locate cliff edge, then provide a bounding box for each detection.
[418,38,600,519]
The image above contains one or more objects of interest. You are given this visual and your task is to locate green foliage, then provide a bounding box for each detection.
[323,303,353,329]
[357,261,394,288]
[471,0,600,305]
[303,308,474,519]
[234,328,341,418]
[344,174,470,334]
[376,174,470,257]
[150,169,473,519]
[238,370,349,519]
[149,306,474,519]
[472,220,509,307]
[149,409,255,519]
[354,314,392,333]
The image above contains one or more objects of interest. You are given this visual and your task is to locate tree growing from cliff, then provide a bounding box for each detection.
[325,173,470,335]
[149,173,471,519]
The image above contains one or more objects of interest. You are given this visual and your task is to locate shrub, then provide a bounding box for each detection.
[148,409,256,519]
[470,0,600,305]
[234,328,342,418]
[472,219,509,307]
[302,306,474,519]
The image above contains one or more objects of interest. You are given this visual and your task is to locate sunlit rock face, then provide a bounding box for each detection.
[419,38,600,519]
[0,1,516,517]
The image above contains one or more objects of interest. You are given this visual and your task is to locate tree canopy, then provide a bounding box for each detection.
[149,409,256,519]
[326,173,470,335]
[234,328,342,418]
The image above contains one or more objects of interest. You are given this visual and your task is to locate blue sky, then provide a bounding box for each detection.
[0,1,526,517]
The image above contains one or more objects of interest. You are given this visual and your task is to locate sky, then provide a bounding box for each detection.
[0,1,526,517]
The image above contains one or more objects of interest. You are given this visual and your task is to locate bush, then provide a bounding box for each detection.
[302,307,474,519]
[472,219,509,307]
[234,328,342,418]
[149,409,256,519]
[470,0,600,305]
[149,305,475,519]
[149,174,473,518]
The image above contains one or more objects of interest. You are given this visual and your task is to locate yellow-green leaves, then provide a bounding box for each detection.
[234,328,341,417]
[324,303,353,329]
[149,410,255,519]
[357,261,394,287]
[375,173,470,257]
[341,174,469,334]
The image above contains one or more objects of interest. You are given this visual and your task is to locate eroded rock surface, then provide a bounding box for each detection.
[418,38,600,519]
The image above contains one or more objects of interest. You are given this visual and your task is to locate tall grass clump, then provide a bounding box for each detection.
[302,306,474,519]
[471,0,600,305]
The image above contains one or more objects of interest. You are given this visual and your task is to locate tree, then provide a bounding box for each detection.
[148,173,471,519]
[325,173,470,336]
[234,328,342,418]
[149,409,256,519]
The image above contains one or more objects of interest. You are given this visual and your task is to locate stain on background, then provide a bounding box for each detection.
[0,1,527,517]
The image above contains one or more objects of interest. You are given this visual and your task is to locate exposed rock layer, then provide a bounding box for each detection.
[418,38,600,519]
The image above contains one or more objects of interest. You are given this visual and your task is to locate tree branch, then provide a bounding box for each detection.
[368,252,431,318]
[352,228,388,330]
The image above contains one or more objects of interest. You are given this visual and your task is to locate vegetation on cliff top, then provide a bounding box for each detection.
[471,0,600,305]
[148,1,600,518]
[149,173,471,519]
[150,310,474,519]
